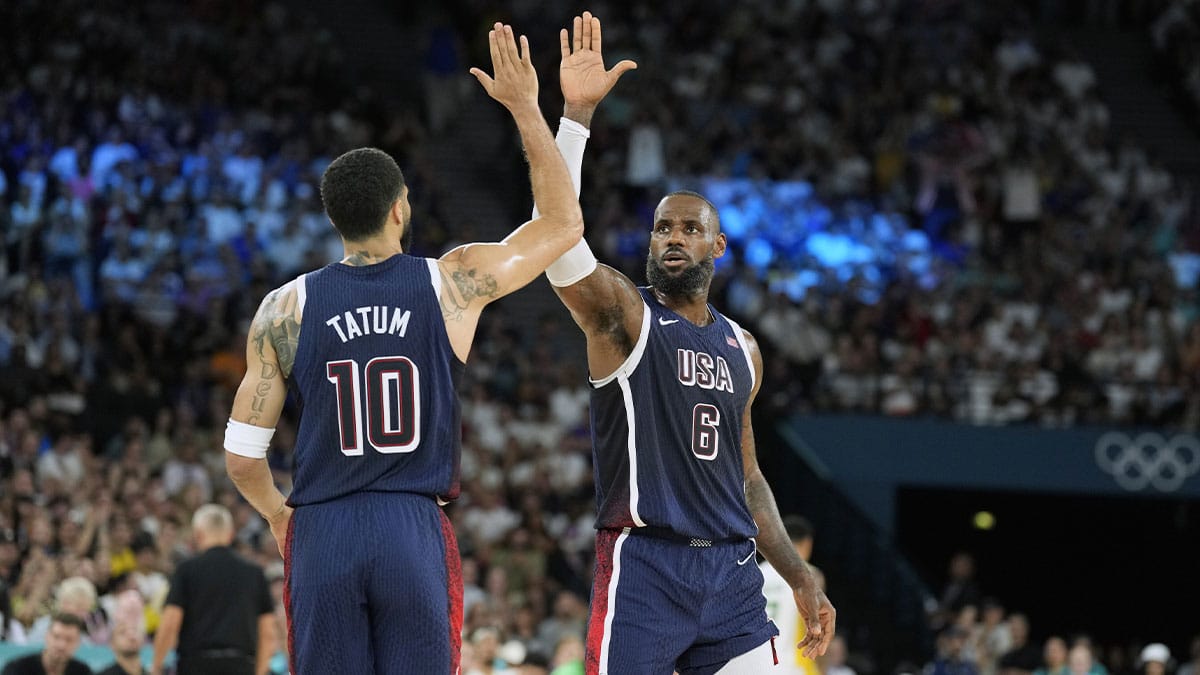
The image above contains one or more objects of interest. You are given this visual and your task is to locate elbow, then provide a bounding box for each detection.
[566,213,585,242]
[225,452,263,486]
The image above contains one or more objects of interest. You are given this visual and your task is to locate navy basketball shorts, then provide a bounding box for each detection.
[585,528,779,675]
[283,491,462,674]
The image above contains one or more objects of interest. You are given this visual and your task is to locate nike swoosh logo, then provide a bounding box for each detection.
[658,318,679,325]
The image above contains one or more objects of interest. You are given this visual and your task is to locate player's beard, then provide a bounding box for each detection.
[402,223,414,253]
[646,251,714,298]
[400,217,414,253]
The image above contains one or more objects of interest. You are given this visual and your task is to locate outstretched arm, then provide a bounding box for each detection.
[542,11,644,381]
[740,330,836,657]
[225,280,298,555]
[436,23,584,361]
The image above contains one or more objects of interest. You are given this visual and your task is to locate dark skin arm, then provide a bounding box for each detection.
[740,329,836,657]
[551,11,643,378]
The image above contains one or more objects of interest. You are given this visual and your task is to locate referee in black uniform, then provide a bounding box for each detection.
[150,504,275,675]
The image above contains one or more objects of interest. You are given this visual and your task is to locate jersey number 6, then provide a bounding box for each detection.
[692,403,720,460]
[326,356,421,455]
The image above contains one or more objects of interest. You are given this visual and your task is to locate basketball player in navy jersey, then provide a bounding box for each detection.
[539,13,835,674]
[222,24,583,674]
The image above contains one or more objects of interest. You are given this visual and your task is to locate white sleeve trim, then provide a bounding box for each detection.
[426,258,441,296]
[590,301,651,388]
[724,315,756,391]
[295,273,307,315]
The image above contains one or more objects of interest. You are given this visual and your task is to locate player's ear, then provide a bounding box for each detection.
[713,232,727,259]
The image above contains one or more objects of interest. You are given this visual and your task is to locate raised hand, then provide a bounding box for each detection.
[560,11,637,110]
[470,23,540,114]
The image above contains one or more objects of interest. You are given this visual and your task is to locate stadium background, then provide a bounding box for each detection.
[1,0,1198,672]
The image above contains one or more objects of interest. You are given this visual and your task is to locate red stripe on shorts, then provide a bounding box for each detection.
[585,529,622,675]
[440,510,463,675]
[282,515,296,675]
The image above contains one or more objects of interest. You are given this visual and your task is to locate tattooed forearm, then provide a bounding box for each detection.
[746,472,815,590]
[247,376,274,425]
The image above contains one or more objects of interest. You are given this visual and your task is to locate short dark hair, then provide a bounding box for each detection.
[320,147,405,241]
[50,612,86,632]
[661,189,721,226]
[783,515,814,543]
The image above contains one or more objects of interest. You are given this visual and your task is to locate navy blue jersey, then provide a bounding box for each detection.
[288,254,463,506]
[589,287,758,540]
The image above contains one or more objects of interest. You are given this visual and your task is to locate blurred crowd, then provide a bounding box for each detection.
[919,552,1198,675]
[2,0,1199,673]
[485,0,1200,431]
[1151,0,1200,116]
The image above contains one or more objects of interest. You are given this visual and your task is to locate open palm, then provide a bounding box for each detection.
[559,11,637,108]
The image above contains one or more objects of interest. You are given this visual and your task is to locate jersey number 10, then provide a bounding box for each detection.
[326,357,421,455]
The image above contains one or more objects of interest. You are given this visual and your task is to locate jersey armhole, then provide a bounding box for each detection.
[590,300,651,388]
[724,315,756,391]
[295,273,308,314]
[426,258,441,297]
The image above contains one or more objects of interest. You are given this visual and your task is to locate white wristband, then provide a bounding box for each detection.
[224,419,276,460]
[546,237,597,286]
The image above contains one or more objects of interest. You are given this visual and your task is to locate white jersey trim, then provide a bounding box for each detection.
[617,377,646,528]
[598,528,630,673]
[590,300,651,388]
[724,315,756,391]
[426,258,442,296]
[295,273,307,315]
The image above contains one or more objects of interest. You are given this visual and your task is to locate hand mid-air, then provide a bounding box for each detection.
[470,22,541,114]
[559,11,637,121]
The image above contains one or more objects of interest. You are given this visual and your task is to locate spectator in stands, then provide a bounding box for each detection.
[1177,637,1200,675]
[1,613,92,675]
[1035,637,1070,675]
[549,633,584,675]
[96,612,146,675]
[930,552,982,633]
[25,577,104,647]
[1138,644,1171,675]
[926,625,981,675]
[998,614,1042,675]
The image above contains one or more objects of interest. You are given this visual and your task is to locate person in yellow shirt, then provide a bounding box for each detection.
[760,515,824,675]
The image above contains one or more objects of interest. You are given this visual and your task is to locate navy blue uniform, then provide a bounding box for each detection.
[585,288,778,674]
[284,255,463,674]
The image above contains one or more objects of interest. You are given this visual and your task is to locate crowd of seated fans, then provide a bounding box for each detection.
[497,0,1200,431]
[1,0,1198,672]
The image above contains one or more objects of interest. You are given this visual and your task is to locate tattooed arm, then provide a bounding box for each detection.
[225,278,302,553]
[437,22,584,362]
[550,265,644,380]
[739,330,836,657]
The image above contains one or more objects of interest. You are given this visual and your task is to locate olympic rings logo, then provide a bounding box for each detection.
[1094,432,1200,492]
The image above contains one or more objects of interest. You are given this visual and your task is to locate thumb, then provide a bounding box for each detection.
[608,60,638,79]
[469,67,494,91]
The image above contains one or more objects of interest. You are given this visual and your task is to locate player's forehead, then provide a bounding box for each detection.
[653,194,716,226]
